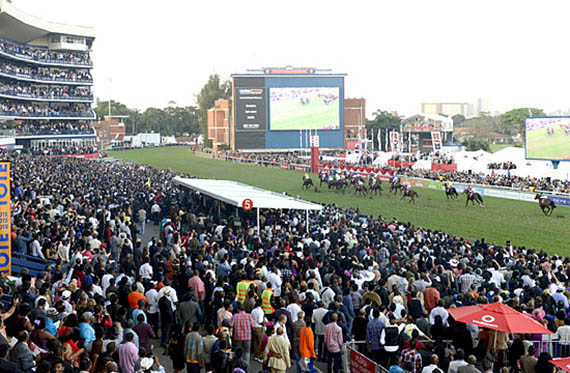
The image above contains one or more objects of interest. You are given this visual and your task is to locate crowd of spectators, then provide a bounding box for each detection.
[1,150,570,373]
[0,150,567,373]
[488,162,517,170]
[398,169,570,193]
[0,39,92,65]
[390,152,455,165]
[0,101,93,118]
[30,144,97,156]
[0,81,92,101]
[12,121,94,136]
[0,61,93,83]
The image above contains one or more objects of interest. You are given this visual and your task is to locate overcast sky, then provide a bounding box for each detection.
[12,0,570,117]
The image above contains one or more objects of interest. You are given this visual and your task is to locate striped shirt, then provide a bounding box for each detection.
[458,273,475,293]
[324,322,343,353]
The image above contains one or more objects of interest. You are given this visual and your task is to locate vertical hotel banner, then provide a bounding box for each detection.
[390,131,400,152]
[0,162,10,275]
[431,131,442,151]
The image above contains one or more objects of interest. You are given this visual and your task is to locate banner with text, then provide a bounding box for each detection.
[0,162,10,275]
[390,131,400,152]
[431,131,442,151]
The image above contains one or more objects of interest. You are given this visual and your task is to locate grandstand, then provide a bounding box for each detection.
[0,0,96,154]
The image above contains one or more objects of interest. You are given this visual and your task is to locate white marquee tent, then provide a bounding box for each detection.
[173,177,323,232]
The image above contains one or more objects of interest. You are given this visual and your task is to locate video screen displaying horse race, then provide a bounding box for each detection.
[526,117,570,160]
[269,87,340,130]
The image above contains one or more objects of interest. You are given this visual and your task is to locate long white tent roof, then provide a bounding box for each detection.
[173,177,323,211]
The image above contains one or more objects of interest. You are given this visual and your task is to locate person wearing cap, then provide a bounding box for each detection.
[78,312,96,348]
[44,307,59,336]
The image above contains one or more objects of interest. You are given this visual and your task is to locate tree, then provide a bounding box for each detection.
[499,107,545,140]
[452,114,466,127]
[94,99,141,134]
[366,110,401,150]
[463,138,490,151]
[195,74,232,145]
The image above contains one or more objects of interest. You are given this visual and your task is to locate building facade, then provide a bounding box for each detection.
[207,99,231,151]
[93,116,126,150]
[421,102,473,118]
[0,0,96,154]
[344,98,366,150]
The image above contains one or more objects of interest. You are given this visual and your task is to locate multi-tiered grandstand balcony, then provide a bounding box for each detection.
[0,0,96,154]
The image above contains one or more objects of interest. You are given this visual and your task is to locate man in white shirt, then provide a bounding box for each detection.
[429,300,449,327]
[286,295,303,323]
[31,235,44,260]
[102,269,115,294]
[145,281,160,333]
[422,354,440,373]
[448,349,468,373]
[158,280,178,311]
[139,257,153,281]
[251,301,265,362]
[311,302,328,360]
[267,268,282,297]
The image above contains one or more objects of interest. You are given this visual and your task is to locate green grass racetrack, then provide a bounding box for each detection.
[270,97,339,130]
[109,147,570,255]
[526,127,570,160]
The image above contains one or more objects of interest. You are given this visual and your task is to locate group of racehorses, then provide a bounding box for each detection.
[302,175,486,205]
[302,175,557,215]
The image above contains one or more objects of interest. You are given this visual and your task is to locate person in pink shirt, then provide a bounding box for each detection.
[119,332,138,373]
[324,313,343,373]
[187,270,205,302]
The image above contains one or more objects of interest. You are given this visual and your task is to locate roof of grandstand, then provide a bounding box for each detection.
[173,177,323,211]
[0,0,95,43]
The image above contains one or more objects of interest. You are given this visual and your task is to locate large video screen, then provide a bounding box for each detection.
[526,117,570,160]
[270,87,340,130]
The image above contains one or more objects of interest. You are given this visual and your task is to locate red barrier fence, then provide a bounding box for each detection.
[431,163,457,172]
[47,153,99,159]
[387,160,416,168]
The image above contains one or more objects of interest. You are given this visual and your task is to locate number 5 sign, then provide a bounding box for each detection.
[242,198,253,211]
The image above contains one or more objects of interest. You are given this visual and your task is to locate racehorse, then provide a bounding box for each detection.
[319,173,328,187]
[328,178,348,192]
[445,186,459,200]
[354,183,368,196]
[302,176,313,190]
[463,189,484,207]
[368,179,383,196]
[401,189,419,203]
[390,182,403,194]
[535,193,556,216]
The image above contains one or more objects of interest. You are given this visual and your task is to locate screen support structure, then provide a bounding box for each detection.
[552,161,560,170]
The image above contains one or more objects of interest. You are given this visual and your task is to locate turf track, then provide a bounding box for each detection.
[109,147,570,255]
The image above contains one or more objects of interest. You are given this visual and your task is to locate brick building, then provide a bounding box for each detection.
[93,116,126,149]
[207,99,231,151]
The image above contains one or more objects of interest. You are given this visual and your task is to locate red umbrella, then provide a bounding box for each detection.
[447,302,552,334]
[550,358,570,372]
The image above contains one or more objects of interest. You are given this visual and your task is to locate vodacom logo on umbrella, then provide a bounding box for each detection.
[472,314,499,329]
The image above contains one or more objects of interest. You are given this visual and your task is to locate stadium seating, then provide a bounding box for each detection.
[11,252,54,278]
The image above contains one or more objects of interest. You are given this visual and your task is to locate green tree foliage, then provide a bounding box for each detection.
[463,137,490,151]
[366,110,401,149]
[499,108,545,140]
[195,74,232,145]
[452,114,466,127]
[94,100,199,136]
